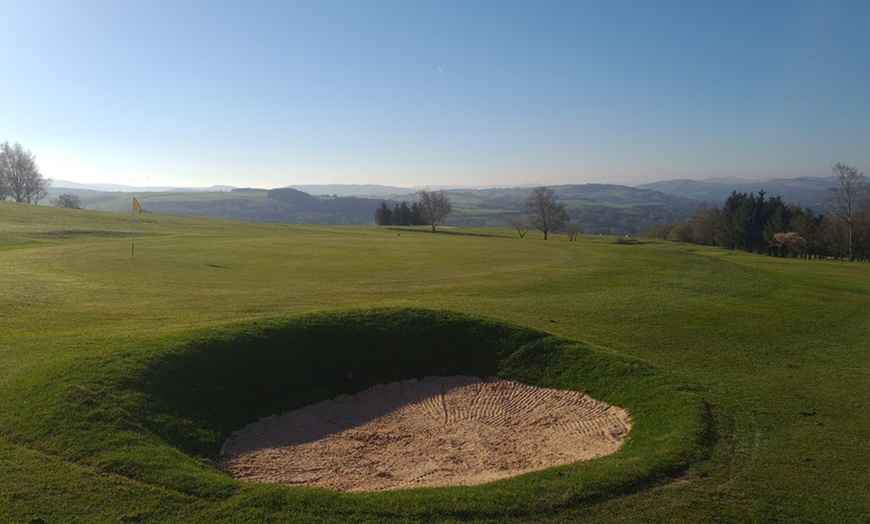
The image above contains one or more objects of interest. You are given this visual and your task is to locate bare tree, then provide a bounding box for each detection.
[828,162,867,260]
[524,187,568,240]
[52,194,83,209]
[0,141,51,204]
[417,189,452,232]
[0,142,11,201]
[566,220,584,241]
[506,215,531,238]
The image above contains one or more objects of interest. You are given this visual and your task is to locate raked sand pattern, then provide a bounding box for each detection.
[219,376,632,492]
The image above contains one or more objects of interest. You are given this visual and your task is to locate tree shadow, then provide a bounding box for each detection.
[385,227,509,239]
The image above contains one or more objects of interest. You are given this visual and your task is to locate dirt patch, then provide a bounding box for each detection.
[219,376,632,492]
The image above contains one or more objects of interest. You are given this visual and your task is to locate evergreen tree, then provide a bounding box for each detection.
[374,202,393,225]
[409,202,425,226]
[392,201,412,226]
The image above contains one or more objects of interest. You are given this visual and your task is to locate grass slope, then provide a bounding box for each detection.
[1,309,707,521]
[1,201,868,522]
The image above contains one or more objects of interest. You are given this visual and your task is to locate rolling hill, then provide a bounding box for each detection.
[45,176,840,235]
[639,176,836,212]
[47,183,700,235]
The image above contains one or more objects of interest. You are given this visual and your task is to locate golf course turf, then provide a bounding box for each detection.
[2,308,708,521]
[1,202,868,522]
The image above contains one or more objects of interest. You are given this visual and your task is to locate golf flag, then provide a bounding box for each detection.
[133,197,142,215]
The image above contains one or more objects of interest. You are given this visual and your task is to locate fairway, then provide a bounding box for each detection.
[1,202,868,523]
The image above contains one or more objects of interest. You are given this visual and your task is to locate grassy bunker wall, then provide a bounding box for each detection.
[2,308,709,520]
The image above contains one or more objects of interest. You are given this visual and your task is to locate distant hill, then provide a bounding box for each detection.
[638,176,836,212]
[52,180,234,192]
[42,182,700,235]
[287,183,541,197]
[42,175,848,234]
[50,179,811,235]
[436,184,699,234]
[288,184,414,197]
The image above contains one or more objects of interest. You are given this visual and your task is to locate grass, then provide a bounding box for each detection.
[1,201,868,522]
[1,309,707,521]
[82,189,272,213]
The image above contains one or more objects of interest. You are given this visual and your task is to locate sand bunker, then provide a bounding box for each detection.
[219,376,632,492]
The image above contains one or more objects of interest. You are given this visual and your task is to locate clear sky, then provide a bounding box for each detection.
[2,0,869,189]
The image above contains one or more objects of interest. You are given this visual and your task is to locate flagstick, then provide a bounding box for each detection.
[131,197,143,258]
[131,197,136,259]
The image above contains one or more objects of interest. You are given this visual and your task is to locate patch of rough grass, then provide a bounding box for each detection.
[1,308,708,522]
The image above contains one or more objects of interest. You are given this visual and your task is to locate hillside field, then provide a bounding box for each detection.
[0,201,868,523]
[47,183,700,234]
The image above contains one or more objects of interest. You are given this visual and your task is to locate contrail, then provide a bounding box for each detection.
[437,65,443,75]
[745,16,764,29]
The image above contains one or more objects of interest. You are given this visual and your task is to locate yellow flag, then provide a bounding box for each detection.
[133,197,142,214]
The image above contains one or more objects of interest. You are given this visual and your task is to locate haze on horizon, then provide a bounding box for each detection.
[2,1,868,190]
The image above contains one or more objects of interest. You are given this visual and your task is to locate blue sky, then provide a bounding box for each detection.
[2,0,869,189]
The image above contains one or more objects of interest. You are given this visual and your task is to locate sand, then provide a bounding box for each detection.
[218,376,632,492]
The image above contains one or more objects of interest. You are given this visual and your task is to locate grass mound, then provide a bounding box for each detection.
[2,308,709,521]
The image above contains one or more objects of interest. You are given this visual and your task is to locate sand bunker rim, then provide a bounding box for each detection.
[5,308,709,517]
[219,375,632,492]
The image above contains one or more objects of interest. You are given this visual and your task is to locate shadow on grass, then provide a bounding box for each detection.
[385,227,510,239]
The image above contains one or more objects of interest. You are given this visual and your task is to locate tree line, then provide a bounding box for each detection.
[376,186,589,239]
[648,163,870,261]
[0,141,51,204]
[375,186,586,239]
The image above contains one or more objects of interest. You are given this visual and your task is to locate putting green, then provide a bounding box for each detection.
[3,308,709,520]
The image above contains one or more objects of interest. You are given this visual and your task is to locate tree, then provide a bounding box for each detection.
[828,162,867,260]
[690,203,721,246]
[524,187,568,240]
[718,191,753,250]
[52,194,82,209]
[773,231,807,257]
[667,221,694,243]
[0,157,5,201]
[762,206,786,253]
[409,202,424,226]
[392,201,412,226]
[819,216,850,259]
[374,202,393,225]
[0,141,51,204]
[417,189,452,232]
[716,191,794,254]
[506,215,531,238]
[644,223,672,240]
[790,207,824,258]
[854,198,870,261]
[565,221,584,242]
